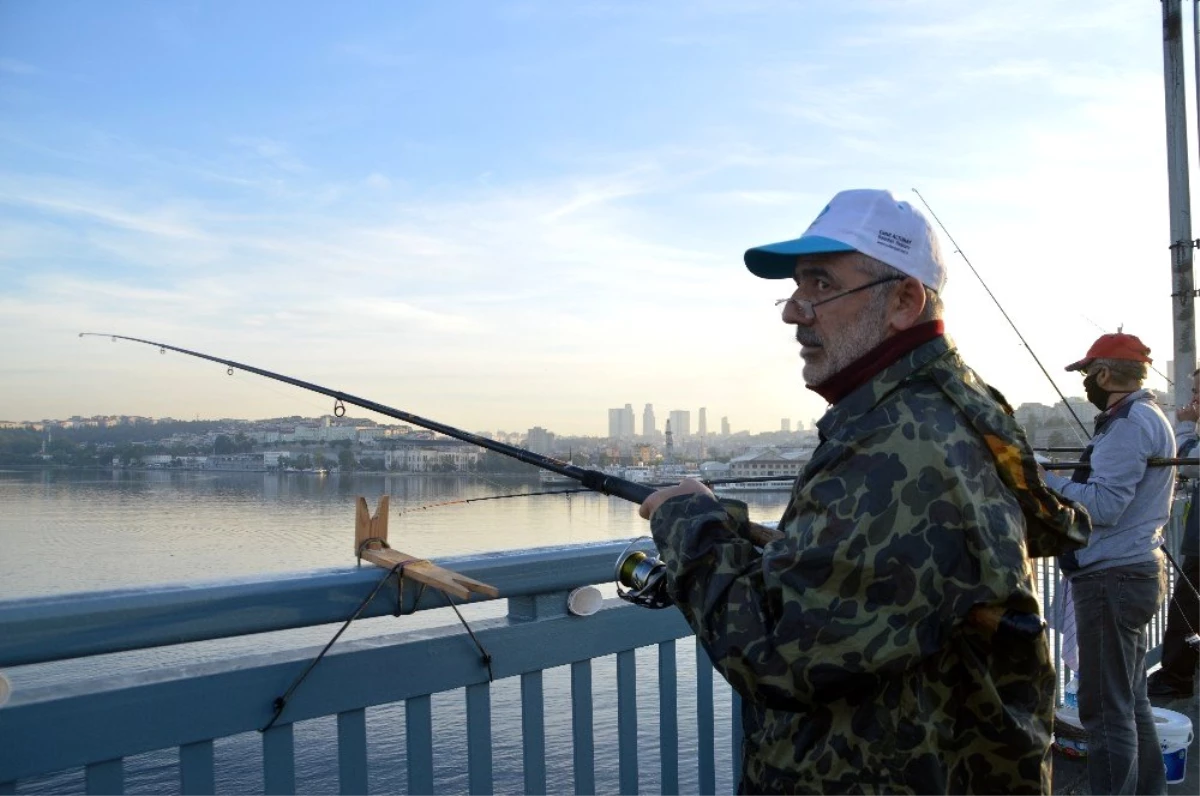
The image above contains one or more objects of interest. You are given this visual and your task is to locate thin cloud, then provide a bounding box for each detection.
[229,136,309,174]
[0,188,205,240]
[0,58,39,75]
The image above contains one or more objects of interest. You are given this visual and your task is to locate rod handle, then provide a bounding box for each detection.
[581,472,655,504]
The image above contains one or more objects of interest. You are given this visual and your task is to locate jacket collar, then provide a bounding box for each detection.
[808,320,945,405]
[816,332,953,443]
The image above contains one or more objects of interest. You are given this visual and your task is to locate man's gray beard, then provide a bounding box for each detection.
[799,309,889,386]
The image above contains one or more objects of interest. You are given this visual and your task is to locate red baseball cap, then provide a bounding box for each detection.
[1065,332,1153,372]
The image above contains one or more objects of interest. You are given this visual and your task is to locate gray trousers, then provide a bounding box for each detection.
[1073,560,1168,796]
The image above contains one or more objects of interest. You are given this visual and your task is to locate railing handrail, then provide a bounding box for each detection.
[0,595,694,784]
[0,539,640,668]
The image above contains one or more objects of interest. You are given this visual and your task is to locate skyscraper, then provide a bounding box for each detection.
[668,410,691,439]
[721,416,730,436]
[643,404,657,438]
[781,418,791,432]
[526,426,553,454]
[608,405,635,439]
[698,407,707,438]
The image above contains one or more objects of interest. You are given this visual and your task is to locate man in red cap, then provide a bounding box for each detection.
[1042,331,1174,796]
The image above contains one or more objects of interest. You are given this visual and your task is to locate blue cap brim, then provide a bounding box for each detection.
[744,235,856,279]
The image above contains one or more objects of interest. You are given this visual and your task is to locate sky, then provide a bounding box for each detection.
[1,0,1197,437]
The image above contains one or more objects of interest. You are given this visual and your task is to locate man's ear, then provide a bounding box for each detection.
[887,277,927,332]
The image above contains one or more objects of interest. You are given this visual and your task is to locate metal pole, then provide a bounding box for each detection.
[1164,0,1196,405]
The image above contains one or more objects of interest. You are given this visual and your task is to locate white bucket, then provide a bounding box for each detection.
[1155,706,1194,785]
[1053,705,1193,782]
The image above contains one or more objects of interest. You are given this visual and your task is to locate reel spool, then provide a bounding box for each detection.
[614,537,673,609]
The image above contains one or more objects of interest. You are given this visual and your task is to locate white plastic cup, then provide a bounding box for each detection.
[567,586,602,617]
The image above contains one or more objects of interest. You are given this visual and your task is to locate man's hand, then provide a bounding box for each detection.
[637,478,714,520]
[1178,399,1199,423]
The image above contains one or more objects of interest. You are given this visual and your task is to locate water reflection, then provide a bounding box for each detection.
[0,470,792,599]
[1,469,786,794]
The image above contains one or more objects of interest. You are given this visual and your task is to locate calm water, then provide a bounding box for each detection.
[0,468,793,794]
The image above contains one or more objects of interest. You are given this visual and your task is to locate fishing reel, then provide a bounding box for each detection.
[614,538,674,610]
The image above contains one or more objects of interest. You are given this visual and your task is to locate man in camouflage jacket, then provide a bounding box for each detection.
[639,190,1088,794]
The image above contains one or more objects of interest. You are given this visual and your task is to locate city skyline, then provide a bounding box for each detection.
[0,2,1192,435]
[6,384,1121,443]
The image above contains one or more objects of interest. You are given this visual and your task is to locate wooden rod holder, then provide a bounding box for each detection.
[354,495,499,601]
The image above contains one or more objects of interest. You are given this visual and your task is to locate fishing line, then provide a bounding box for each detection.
[912,189,1094,444]
[1084,316,1176,391]
[1081,314,1109,335]
[399,487,592,515]
[912,192,1200,643]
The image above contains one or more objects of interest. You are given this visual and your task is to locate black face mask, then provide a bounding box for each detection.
[1084,371,1110,411]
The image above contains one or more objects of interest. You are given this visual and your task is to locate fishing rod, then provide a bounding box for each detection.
[81,332,1045,636]
[1041,457,1198,471]
[81,333,789,606]
[912,190,1092,444]
[81,334,806,498]
[80,332,666,506]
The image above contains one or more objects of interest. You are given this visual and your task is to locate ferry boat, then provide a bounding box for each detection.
[712,478,794,492]
[537,469,574,485]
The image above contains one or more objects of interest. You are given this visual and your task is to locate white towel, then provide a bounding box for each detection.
[1048,576,1079,673]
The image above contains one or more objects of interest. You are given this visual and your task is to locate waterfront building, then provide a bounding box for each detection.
[356,427,386,444]
[728,446,814,479]
[383,440,481,472]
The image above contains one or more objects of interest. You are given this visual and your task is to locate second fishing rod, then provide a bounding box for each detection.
[912,191,1200,609]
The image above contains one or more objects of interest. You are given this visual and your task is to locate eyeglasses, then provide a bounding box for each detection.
[775,275,905,320]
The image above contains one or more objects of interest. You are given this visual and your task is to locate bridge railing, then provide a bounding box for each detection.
[1,496,1186,794]
[0,540,740,795]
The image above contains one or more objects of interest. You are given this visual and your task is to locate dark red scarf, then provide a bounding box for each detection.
[807,320,945,404]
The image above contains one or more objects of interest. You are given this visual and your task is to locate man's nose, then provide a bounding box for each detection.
[780,297,811,326]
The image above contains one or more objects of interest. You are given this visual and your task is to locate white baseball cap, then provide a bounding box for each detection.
[744,189,946,291]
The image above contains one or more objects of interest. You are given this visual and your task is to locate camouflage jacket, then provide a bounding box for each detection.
[651,335,1077,794]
